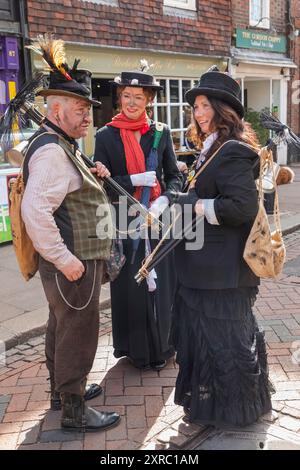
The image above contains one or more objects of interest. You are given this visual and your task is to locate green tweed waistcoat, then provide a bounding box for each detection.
[24,130,112,261]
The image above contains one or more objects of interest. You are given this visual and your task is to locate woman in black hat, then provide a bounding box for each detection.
[166,68,273,427]
[94,67,182,370]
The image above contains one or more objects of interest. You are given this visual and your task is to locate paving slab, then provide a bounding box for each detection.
[194,423,300,450]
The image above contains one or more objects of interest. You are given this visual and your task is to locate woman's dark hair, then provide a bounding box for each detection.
[188,97,260,158]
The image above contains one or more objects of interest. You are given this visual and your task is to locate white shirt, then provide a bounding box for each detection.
[195,132,220,226]
[21,138,83,270]
[196,132,218,169]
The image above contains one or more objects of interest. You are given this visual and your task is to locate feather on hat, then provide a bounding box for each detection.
[27,34,100,106]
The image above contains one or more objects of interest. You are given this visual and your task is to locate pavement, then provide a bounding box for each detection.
[0,165,300,450]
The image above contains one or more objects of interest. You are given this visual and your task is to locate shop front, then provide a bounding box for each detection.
[0,36,19,116]
[0,167,19,243]
[230,29,297,164]
[0,35,21,244]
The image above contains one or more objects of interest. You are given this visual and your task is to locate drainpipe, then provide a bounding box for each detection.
[18,0,30,81]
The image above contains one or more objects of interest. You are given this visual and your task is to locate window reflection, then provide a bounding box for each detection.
[171,106,180,129]
[183,105,192,128]
[182,80,191,101]
[170,80,179,103]
[157,80,166,103]
[157,106,167,124]
[154,78,195,149]
[171,131,181,151]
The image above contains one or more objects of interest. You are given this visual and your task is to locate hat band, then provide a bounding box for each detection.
[48,81,91,99]
[114,77,158,87]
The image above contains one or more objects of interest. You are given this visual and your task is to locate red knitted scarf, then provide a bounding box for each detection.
[107,112,161,201]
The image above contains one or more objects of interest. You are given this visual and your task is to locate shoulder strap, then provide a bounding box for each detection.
[189,139,236,184]
[258,146,282,235]
[23,131,60,184]
[152,122,164,150]
[189,139,259,186]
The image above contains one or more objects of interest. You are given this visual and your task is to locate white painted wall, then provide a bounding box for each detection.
[244,80,270,112]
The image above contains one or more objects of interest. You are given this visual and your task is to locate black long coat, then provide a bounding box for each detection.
[94,123,182,366]
[175,140,260,290]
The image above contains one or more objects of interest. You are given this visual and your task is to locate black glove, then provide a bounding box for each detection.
[165,188,199,211]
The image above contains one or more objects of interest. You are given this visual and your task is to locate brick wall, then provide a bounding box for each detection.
[232,0,287,35]
[26,0,231,57]
[289,0,300,134]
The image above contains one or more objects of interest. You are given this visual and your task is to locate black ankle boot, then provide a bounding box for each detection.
[49,376,62,411]
[51,391,62,411]
[61,393,120,432]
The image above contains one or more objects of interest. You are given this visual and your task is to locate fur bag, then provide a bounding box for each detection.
[243,147,286,278]
[276,166,295,185]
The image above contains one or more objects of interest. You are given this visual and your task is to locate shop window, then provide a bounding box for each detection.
[249,0,270,29]
[153,78,195,150]
[92,78,115,129]
[163,0,196,11]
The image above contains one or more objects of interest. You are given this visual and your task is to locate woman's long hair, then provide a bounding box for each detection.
[186,97,260,159]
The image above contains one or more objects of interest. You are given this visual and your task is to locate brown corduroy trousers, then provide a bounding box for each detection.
[39,257,104,396]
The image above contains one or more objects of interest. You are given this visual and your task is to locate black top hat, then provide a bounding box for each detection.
[111,71,163,91]
[185,68,244,118]
[38,68,101,107]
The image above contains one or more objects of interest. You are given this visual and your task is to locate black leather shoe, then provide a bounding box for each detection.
[82,407,121,432]
[83,383,103,401]
[50,384,103,411]
[61,393,120,432]
[151,360,167,371]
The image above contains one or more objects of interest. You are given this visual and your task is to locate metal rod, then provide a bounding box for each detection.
[135,215,203,284]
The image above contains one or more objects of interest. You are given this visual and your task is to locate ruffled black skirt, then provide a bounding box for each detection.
[171,285,274,427]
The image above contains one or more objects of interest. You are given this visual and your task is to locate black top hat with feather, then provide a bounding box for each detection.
[27,34,100,106]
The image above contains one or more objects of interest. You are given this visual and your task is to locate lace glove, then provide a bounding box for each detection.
[165,188,199,211]
[149,195,169,219]
[130,171,157,187]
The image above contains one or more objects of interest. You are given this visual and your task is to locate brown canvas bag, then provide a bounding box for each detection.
[243,147,286,278]
[9,166,39,281]
[8,133,52,281]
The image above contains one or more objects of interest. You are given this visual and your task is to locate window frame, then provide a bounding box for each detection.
[163,0,196,11]
[249,0,270,29]
[153,78,195,150]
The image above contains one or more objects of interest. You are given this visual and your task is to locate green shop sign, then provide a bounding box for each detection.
[236,28,286,53]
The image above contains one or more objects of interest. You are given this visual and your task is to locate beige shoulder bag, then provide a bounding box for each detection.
[243,146,286,278]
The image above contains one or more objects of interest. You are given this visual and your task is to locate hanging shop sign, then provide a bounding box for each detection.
[236,28,286,53]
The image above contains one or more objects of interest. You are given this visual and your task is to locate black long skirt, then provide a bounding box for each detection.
[110,233,176,368]
[171,285,274,427]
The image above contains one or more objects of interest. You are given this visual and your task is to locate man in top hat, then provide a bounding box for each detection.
[21,37,120,432]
